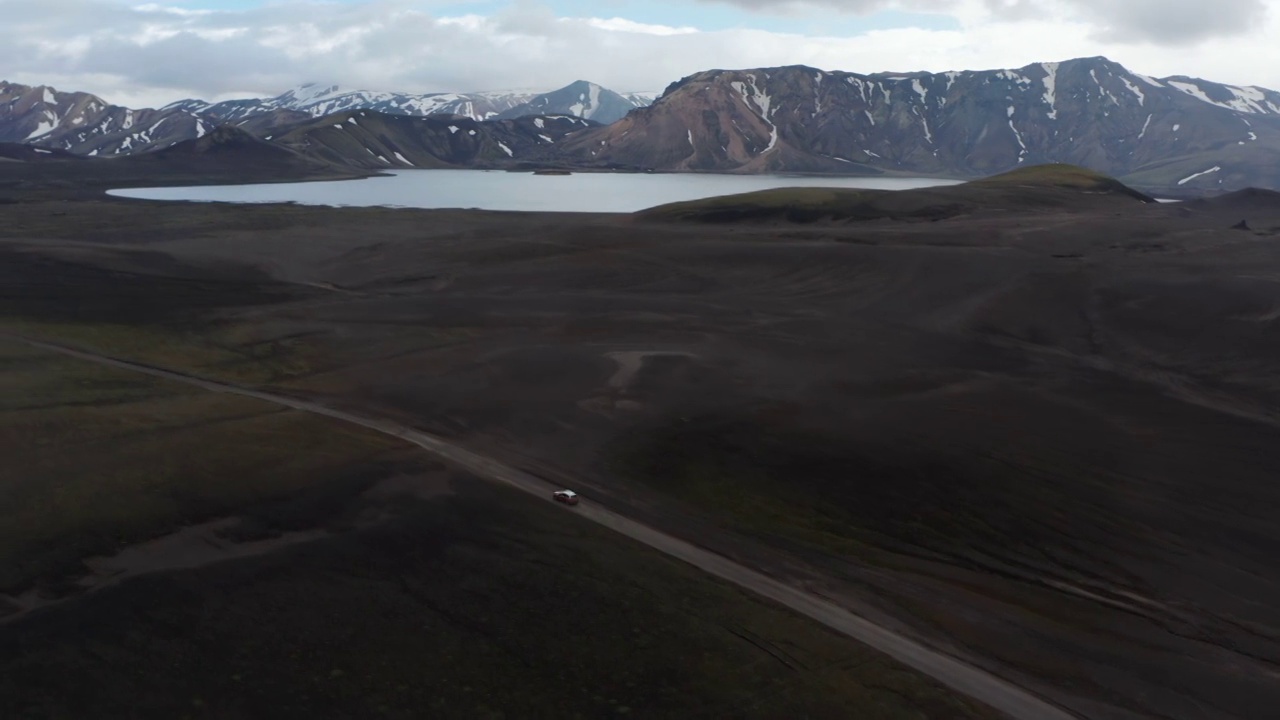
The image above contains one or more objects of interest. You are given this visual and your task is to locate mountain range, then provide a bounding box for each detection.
[0,79,653,157]
[493,81,650,124]
[172,80,653,126]
[163,84,537,124]
[4,56,1280,192]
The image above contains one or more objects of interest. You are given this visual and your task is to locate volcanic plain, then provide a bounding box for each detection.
[3,165,1280,720]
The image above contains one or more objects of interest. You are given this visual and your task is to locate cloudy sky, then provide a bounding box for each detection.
[2,0,1276,107]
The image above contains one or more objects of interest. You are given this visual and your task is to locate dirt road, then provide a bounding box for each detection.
[5,333,1077,720]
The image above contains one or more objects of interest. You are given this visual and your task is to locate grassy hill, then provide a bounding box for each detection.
[638,164,1153,223]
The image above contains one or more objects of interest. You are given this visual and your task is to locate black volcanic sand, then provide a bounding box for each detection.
[4,181,1280,720]
[1,470,996,720]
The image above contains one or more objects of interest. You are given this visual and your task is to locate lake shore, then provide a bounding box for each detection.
[104,168,967,213]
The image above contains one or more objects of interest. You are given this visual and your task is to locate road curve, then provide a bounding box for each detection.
[5,333,1077,720]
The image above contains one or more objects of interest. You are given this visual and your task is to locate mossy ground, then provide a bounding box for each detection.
[0,340,405,591]
[0,340,997,720]
[0,479,998,720]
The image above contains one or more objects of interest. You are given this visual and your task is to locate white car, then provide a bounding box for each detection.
[552,490,580,506]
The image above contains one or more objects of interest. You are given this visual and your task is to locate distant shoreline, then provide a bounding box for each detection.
[1,156,1220,206]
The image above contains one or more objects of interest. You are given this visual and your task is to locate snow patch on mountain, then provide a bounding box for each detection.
[912,78,928,105]
[997,69,1032,86]
[1178,166,1221,185]
[1088,69,1122,106]
[1167,80,1280,115]
[589,84,604,116]
[25,113,56,141]
[1120,77,1145,106]
[1221,85,1277,114]
[730,75,779,155]
[622,92,658,106]
[1009,115,1028,162]
[847,77,868,103]
[1041,62,1059,120]
[1169,81,1215,105]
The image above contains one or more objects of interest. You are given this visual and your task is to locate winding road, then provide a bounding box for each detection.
[6,333,1077,720]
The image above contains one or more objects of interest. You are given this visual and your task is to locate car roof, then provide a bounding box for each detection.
[555,490,578,497]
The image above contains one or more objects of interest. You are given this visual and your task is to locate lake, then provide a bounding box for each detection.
[107,170,964,213]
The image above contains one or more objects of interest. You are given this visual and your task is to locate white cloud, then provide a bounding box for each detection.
[0,0,1278,109]
[585,18,699,36]
[695,0,954,14]
[708,0,1269,44]
[979,0,1269,44]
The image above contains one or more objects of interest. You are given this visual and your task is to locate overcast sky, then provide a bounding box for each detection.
[2,0,1276,107]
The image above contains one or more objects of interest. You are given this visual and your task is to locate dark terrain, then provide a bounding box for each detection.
[3,165,1280,719]
[0,129,371,203]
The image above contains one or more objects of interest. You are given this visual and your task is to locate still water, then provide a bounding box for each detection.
[108,170,963,213]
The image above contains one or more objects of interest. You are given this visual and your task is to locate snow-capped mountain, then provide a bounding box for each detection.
[621,92,659,107]
[173,81,656,125]
[495,81,650,124]
[1,78,642,156]
[1,82,108,143]
[1,80,213,156]
[168,84,542,123]
[560,57,1280,191]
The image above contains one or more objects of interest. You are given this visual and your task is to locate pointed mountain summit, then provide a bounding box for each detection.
[496,81,647,124]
